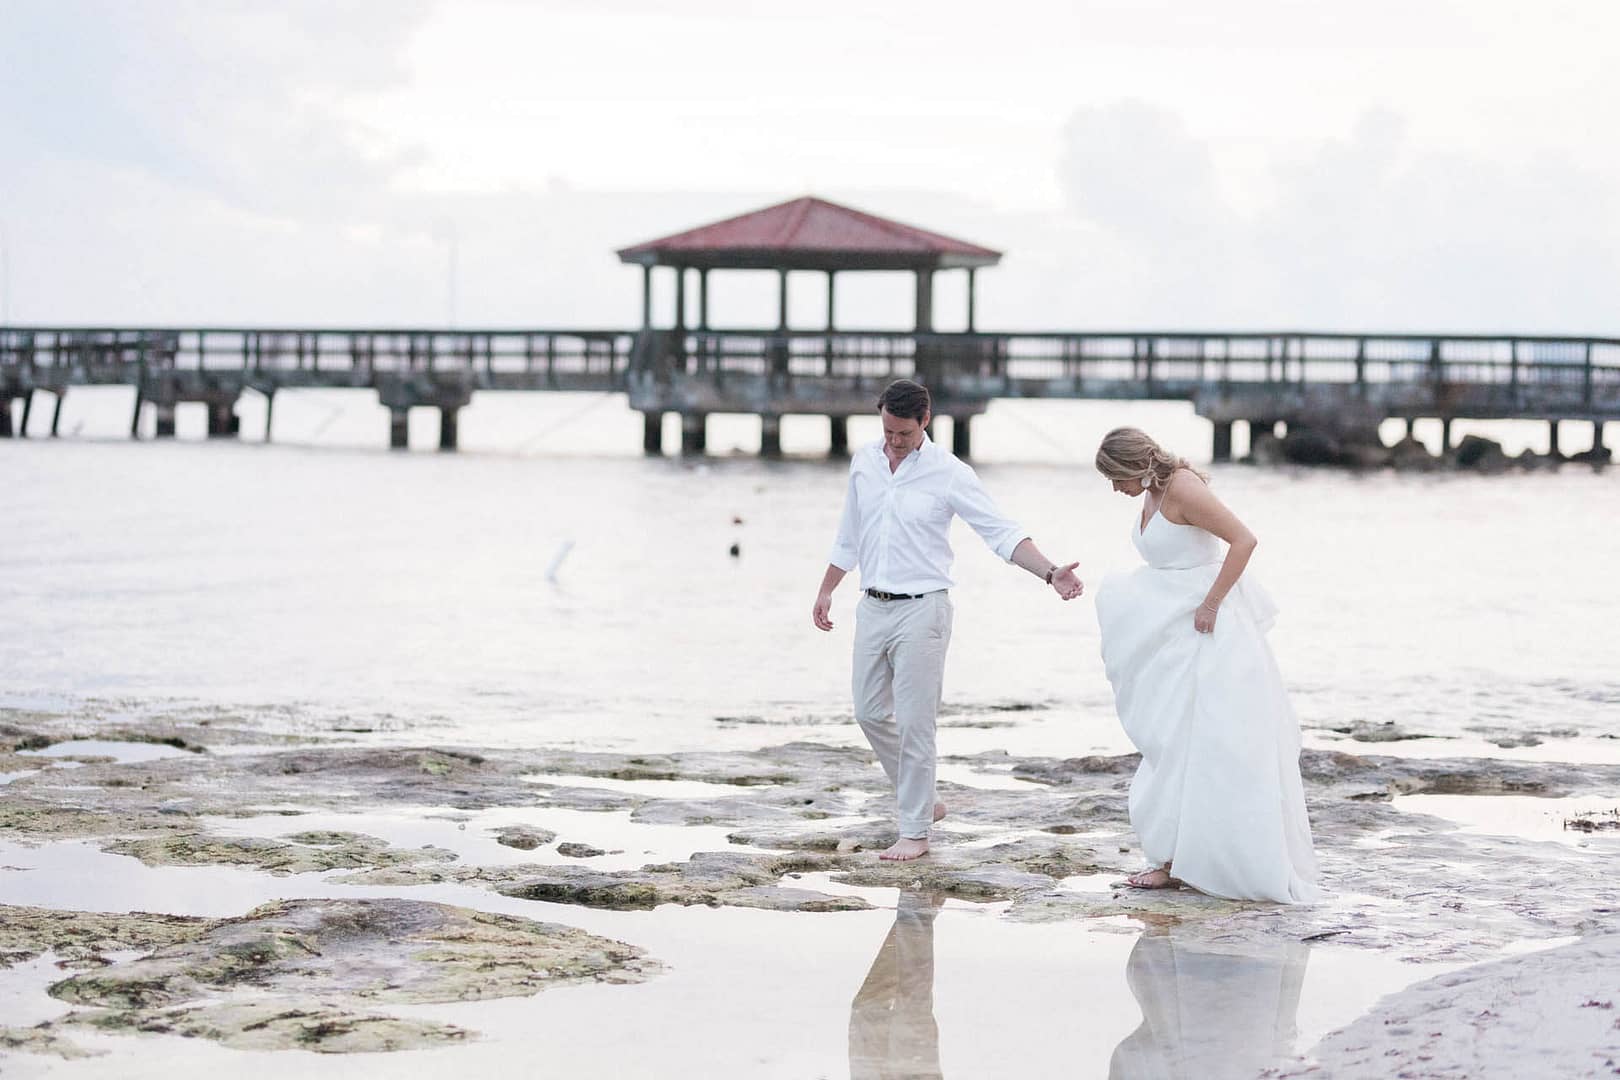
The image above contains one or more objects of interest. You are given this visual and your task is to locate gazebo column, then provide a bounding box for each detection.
[915,268,936,388]
[966,268,977,333]
[693,268,709,373]
[824,270,837,378]
[673,266,687,372]
[640,265,652,329]
[771,268,789,379]
[914,269,934,332]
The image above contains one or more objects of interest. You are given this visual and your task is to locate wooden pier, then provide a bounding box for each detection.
[1,325,1616,459]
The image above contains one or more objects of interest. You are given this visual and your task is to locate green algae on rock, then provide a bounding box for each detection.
[500,851,872,911]
[101,830,459,876]
[40,898,660,1054]
[0,1024,100,1059]
[491,824,557,849]
[0,905,211,970]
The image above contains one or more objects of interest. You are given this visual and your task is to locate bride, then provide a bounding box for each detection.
[1092,427,1321,904]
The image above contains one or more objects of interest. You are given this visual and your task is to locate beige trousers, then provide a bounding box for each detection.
[852,590,953,839]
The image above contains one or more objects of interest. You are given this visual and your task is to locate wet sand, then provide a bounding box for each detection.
[2,709,1618,1077]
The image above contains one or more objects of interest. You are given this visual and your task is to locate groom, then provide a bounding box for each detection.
[812,379,1082,860]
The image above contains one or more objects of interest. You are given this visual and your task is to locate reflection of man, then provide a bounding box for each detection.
[813,379,1082,860]
[848,890,945,1080]
[1109,926,1310,1080]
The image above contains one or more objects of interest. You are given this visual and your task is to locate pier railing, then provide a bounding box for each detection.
[645,329,1620,412]
[4,326,1617,406]
[0,327,638,388]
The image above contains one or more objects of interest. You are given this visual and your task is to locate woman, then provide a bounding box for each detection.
[1092,427,1321,904]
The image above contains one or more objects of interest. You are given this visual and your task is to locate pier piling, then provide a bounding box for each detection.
[438,406,460,452]
[642,411,663,456]
[828,416,848,457]
[760,414,782,458]
[20,390,33,437]
[681,413,707,456]
[1211,420,1233,463]
[389,408,410,450]
[206,399,240,438]
[952,416,972,458]
[50,392,64,437]
[0,396,13,437]
[154,402,177,439]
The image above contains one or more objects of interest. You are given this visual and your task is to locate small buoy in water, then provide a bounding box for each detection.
[728,542,741,558]
[732,514,744,525]
[546,540,575,583]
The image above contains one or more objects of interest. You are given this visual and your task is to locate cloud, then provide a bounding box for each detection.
[1051,100,1620,332]
[0,0,433,219]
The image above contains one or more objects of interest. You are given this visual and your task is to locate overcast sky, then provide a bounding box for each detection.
[3,0,1618,333]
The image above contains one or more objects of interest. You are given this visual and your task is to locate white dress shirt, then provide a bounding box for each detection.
[828,436,1027,594]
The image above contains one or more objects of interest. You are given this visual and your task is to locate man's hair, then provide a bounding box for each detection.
[877,379,931,422]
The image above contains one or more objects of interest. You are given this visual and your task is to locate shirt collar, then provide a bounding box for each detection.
[874,433,931,468]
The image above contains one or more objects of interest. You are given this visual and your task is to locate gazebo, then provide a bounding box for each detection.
[616,196,1002,455]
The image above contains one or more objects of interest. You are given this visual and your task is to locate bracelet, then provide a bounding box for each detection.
[1198,600,1220,611]
[1044,565,1058,584]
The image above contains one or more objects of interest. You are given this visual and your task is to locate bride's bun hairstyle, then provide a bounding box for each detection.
[1094,427,1208,490]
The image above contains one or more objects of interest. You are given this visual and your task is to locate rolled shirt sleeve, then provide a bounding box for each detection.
[827,464,861,571]
[947,463,1027,562]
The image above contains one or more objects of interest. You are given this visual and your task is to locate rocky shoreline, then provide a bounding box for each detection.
[2,711,1618,1072]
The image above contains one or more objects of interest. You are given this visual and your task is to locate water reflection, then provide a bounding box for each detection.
[1110,923,1310,1079]
[849,890,944,1080]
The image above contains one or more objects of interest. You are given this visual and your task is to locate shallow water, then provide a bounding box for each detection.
[5,393,1617,760]
[0,837,1467,1079]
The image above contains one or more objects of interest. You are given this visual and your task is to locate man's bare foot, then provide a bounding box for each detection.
[879,837,930,861]
[933,801,947,823]
[1124,866,1180,890]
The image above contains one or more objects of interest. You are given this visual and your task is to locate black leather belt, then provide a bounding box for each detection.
[866,588,926,601]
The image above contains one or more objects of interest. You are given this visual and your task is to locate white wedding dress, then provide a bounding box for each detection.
[1094,506,1322,904]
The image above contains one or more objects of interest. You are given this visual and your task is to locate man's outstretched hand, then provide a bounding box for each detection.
[812,592,835,631]
[1050,563,1084,601]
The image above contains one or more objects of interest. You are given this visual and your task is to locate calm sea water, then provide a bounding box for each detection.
[5,388,1617,762]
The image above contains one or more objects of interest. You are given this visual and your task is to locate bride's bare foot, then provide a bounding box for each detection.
[879,837,930,861]
[1124,865,1180,889]
[933,801,947,823]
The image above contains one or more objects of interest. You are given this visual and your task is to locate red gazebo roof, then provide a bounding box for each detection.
[617,196,1001,272]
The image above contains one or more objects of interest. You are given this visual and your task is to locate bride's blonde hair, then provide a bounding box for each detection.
[1094,427,1207,490]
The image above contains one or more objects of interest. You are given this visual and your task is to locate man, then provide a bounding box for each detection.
[812,379,1082,861]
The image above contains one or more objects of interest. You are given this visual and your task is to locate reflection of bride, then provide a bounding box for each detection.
[1110,926,1310,1080]
[848,890,944,1080]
